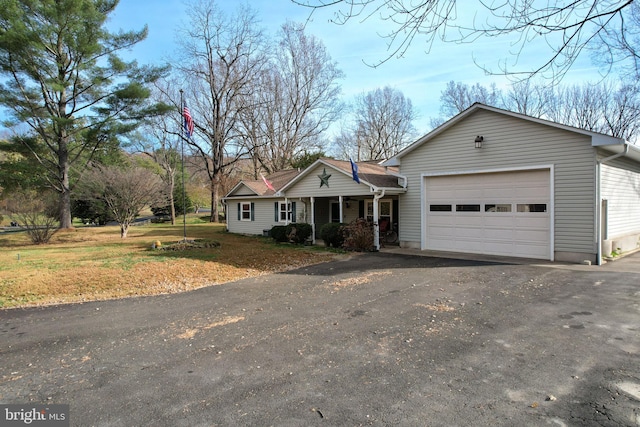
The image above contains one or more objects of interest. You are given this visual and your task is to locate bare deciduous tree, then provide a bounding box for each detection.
[176,1,267,222]
[333,87,417,161]
[135,112,182,225]
[294,0,638,80]
[546,81,640,141]
[435,79,640,142]
[501,80,554,118]
[431,81,501,128]
[240,21,343,174]
[352,86,417,160]
[7,189,59,244]
[78,165,168,238]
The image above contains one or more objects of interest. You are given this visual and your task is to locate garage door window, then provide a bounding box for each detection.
[517,204,547,213]
[429,204,452,212]
[456,204,481,212]
[485,204,512,212]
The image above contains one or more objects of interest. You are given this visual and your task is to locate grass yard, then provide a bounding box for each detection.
[0,216,338,309]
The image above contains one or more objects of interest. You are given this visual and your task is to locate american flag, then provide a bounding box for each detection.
[261,173,275,192]
[183,103,194,138]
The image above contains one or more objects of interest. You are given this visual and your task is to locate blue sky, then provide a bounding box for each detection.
[109,0,603,135]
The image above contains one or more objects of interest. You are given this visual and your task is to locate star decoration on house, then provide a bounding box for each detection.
[318,168,331,188]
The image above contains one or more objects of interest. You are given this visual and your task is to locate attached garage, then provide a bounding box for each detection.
[423,169,552,259]
[386,103,640,264]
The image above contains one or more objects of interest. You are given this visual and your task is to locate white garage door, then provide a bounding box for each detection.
[425,170,551,259]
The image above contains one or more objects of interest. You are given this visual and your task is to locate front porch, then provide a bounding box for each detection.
[287,194,400,250]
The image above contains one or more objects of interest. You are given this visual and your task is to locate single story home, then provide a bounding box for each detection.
[224,103,640,265]
[224,158,406,245]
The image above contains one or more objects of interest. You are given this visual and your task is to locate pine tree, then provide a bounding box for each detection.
[0,0,169,228]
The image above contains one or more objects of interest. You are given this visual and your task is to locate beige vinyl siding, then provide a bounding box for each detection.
[399,109,597,254]
[285,164,371,198]
[601,159,640,239]
[226,199,281,235]
[229,185,257,196]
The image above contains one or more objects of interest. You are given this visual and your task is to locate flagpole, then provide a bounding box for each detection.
[179,89,187,242]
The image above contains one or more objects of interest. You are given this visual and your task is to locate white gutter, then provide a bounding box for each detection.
[595,143,630,265]
[386,170,408,188]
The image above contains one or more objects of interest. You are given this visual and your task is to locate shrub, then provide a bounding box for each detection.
[320,222,345,248]
[269,225,288,243]
[343,218,375,252]
[72,199,113,225]
[286,223,312,244]
[7,190,58,244]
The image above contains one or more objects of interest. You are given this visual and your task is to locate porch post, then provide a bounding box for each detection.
[373,195,380,250]
[284,197,288,225]
[310,197,316,244]
[338,195,344,222]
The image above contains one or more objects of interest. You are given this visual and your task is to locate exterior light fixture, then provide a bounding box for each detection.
[474,135,484,149]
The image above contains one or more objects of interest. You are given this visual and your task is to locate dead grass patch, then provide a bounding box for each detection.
[414,303,456,312]
[0,220,336,309]
[331,270,393,289]
[176,315,245,339]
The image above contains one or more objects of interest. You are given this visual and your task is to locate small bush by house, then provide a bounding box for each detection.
[269,225,289,243]
[320,222,346,248]
[286,223,312,244]
[343,218,375,252]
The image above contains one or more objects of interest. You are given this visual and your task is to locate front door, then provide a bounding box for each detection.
[330,201,341,223]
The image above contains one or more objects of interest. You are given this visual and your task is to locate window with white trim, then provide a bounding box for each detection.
[279,202,290,222]
[275,201,296,223]
[240,202,252,221]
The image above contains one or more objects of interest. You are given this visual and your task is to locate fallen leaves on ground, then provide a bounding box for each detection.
[0,223,338,309]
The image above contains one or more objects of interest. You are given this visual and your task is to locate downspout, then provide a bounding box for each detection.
[596,143,630,265]
[221,199,228,231]
[373,189,385,250]
[310,197,316,245]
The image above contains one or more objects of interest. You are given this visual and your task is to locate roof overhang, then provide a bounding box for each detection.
[596,142,640,163]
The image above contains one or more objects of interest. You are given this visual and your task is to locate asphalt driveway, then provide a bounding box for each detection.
[1,252,639,426]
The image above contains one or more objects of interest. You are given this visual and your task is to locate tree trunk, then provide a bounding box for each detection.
[120,223,129,238]
[209,176,220,223]
[58,146,73,229]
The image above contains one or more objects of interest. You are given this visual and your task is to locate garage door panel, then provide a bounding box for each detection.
[454,216,484,227]
[515,218,548,231]
[460,240,486,252]
[487,229,516,239]
[514,243,548,258]
[425,170,550,259]
[456,189,481,199]
[428,225,455,235]
[428,237,459,251]
[455,227,484,239]
[484,216,515,227]
[485,242,517,253]
[482,185,519,198]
